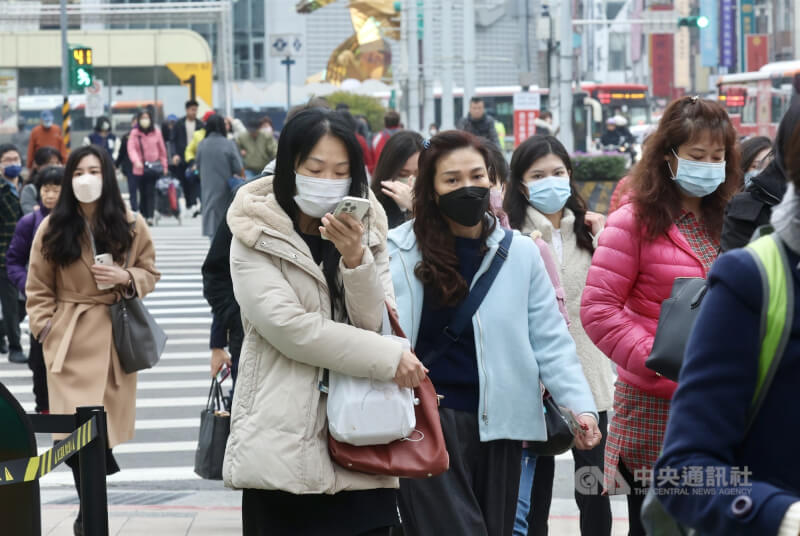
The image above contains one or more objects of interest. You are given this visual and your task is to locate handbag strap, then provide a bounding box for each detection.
[422,229,513,368]
[137,131,147,164]
[205,379,224,411]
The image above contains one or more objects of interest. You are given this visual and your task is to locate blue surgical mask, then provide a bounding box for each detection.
[2,164,22,179]
[668,150,726,198]
[744,169,759,188]
[527,177,572,214]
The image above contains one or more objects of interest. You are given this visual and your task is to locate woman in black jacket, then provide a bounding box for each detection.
[720,101,800,251]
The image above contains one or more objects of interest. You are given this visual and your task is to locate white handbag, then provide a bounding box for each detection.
[326,309,417,446]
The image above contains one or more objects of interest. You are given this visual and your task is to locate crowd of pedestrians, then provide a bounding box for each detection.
[3,87,800,536]
[195,93,800,536]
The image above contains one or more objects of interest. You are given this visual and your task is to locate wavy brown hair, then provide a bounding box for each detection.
[413,130,496,307]
[630,96,739,241]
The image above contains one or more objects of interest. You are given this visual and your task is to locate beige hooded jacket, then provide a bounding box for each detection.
[223,176,403,493]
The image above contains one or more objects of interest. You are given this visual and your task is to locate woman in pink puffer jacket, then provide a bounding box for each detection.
[580,97,741,536]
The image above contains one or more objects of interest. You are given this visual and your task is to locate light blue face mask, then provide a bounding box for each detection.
[744,169,760,188]
[527,177,572,214]
[668,150,726,198]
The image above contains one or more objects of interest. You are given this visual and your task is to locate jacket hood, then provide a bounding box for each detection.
[388,215,507,252]
[227,175,389,251]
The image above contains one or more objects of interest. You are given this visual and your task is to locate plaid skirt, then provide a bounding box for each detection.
[603,380,671,494]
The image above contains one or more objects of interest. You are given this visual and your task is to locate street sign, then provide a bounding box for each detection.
[270,34,304,57]
[166,63,213,112]
[513,92,541,148]
[85,79,104,118]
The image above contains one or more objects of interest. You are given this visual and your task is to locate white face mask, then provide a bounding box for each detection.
[139,118,151,129]
[72,173,103,204]
[293,173,352,218]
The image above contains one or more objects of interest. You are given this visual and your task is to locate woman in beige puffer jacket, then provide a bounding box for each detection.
[223,108,426,536]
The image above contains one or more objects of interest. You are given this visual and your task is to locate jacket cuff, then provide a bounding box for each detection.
[121,270,137,298]
[339,246,375,276]
[778,502,800,536]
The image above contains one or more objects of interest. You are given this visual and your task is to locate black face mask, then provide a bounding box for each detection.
[437,186,490,227]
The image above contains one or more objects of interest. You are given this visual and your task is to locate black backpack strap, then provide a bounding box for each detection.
[422,229,513,368]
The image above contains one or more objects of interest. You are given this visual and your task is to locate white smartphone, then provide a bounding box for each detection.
[322,196,371,240]
[333,196,371,221]
[94,253,115,290]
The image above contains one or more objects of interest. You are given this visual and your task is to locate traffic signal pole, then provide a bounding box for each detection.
[60,0,70,149]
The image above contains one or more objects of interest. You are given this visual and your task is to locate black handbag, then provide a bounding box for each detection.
[137,135,164,176]
[526,392,578,456]
[194,379,230,480]
[645,277,708,382]
[109,248,168,374]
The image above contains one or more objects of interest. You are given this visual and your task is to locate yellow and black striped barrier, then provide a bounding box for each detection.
[62,96,71,149]
[0,416,96,486]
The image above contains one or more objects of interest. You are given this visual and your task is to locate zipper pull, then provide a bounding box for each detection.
[482,413,489,424]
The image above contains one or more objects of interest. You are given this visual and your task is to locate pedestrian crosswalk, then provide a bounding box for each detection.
[0,217,222,488]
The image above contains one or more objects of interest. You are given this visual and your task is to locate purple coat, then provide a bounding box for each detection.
[7,207,48,295]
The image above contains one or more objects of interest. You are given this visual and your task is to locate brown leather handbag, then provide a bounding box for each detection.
[327,303,450,479]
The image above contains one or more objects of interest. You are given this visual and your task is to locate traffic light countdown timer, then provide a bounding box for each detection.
[69,46,94,91]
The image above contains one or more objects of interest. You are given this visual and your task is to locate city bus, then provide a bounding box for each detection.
[18,95,165,140]
[717,60,800,137]
[428,83,651,152]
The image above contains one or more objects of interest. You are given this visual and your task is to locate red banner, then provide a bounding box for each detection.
[746,34,769,72]
[514,110,540,148]
[650,34,675,98]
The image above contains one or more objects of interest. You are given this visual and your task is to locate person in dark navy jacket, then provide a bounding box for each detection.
[655,123,800,535]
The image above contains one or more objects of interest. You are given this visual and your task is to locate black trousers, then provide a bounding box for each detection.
[126,172,140,212]
[528,411,611,536]
[399,408,523,536]
[136,173,157,219]
[27,334,48,412]
[65,449,120,522]
[0,271,22,350]
[177,162,200,209]
[617,460,647,536]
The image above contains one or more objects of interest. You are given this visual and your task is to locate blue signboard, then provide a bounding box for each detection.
[720,0,736,69]
[700,0,719,67]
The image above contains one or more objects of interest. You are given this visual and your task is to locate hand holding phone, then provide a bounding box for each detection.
[93,254,115,290]
[321,196,370,241]
[320,196,369,268]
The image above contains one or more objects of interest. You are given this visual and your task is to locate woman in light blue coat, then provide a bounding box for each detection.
[388,130,600,536]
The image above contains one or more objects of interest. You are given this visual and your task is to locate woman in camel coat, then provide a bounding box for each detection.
[25,145,159,536]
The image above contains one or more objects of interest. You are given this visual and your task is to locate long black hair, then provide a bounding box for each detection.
[273,108,368,312]
[370,130,423,226]
[42,145,133,266]
[505,135,595,254]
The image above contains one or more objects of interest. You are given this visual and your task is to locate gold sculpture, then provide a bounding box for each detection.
[296,0,399,84]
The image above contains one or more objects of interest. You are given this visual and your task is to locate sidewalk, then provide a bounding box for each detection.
[41,496,631,536]
[43,505,241,536]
